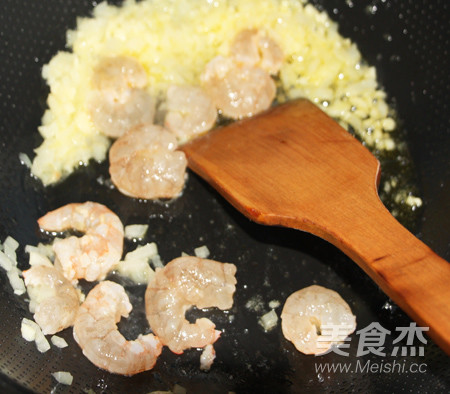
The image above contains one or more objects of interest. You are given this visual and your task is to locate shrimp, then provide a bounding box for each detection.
[37,202,124,283]
[22,265,81,335]
[281,285,356,355]
[88,88,155,138]
[230,29,284,75]
[145,256,237,354]
[164,85,217,144]
[201,56,276,119]
[73,281,162,375]
[109,124,187,199]
[88,56,155,138]
[91,56,148,93]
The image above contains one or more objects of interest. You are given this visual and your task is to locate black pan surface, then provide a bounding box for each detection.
[0,0,449,393]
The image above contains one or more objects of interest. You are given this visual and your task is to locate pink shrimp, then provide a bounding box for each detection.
[88,56,155,138]
[109,124,187,199]
[230,29,284,75]
[201,56,276,120]
[281,285,356,355]
[91,56,148,92]
[145,256,237,354]
[73,281,162,375]
[164,85,217,143]
[37,202,124,283]
[23,265,81,335]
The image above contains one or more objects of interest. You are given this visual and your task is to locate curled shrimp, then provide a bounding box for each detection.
[37,202,124,283]
[230,29,284,75]
[281,285,356,355]
[164,85,217,144]
[145,256,237,354]
[73,281,162,375]
[23,265,81,335]
[109,124,187,199]
[201,56,276,119]
[88,56,155,138]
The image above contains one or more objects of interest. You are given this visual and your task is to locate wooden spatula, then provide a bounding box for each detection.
[181,99,450,354]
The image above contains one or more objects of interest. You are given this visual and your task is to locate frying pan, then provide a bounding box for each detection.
[0,0,449,393]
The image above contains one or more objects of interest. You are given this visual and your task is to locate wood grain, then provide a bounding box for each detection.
[182,99,450,354]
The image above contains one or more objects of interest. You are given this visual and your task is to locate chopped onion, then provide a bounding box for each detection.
[35,326,51,353]
[268,299,281,309]
[21,318,50,352]
[116,258,154,284]
[194,245,210,259]
[51,335,68,348]
[405,195,423,208]
[5,236,19,249]
[21,318,38,342]
[7,267,26,295]
[19,152,33,169]
[259,309,278,332]
[150,253,164,268]
[124,224,149,240]
[52,371,73,385]
[0,251,13,271]
[28,251,53,267]
[116,243,157,284]
[125,242,157,260]
[245,295,264,312]
[200,344,216,371]
[3,236,19,261]
[1,237,25,295]
[25,243,55,261]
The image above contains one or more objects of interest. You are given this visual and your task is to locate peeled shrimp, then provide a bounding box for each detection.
[109,124,187,199]
[22,265,80,335]
[88,56,155,138]
[164,85,217,143]
[201,56,276,119]
[89,88,155,138]
[145,256,237,354]
[230,29,284,75]
[91,56,148,92]
[38,202,124,283]
[281,285,356,355]
[73,281,162,375]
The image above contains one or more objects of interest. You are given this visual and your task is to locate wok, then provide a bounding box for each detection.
[0,0,449,393]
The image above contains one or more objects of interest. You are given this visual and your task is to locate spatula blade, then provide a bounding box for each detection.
[182,99,381,229]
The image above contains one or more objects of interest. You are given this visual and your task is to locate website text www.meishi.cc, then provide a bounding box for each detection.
[315,359,427,375]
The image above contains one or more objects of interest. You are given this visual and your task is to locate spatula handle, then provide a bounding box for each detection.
[297,198,450,354]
